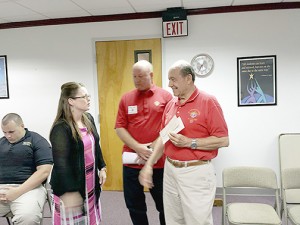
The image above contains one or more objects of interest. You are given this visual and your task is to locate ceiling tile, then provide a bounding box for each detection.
[128,0,182,12]
[4,14,48,22]
[15,0,81,12]
[72,0,135,15]
[232,0,281,6]
[183,0,233,9]
[0,1,40,17]
[45,10,90,19]
[15,0,89,18]
[0,18,9,24]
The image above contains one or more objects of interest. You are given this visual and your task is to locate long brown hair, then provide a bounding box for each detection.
[51,82,93,141]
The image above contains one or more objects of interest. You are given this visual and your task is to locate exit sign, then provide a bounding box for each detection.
[163,20,188,38]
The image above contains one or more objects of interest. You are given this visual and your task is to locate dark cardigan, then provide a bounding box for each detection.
[49,113,106,200]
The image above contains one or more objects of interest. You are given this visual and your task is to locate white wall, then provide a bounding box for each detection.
[0,9,299,186]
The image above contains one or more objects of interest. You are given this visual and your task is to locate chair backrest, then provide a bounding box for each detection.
[279,133,300,203]
[281,167,300,203]
[282,168,300,190]
[279,134,300,170]
[223,166,278,189]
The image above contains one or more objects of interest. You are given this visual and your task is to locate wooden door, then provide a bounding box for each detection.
[96,38,162,190]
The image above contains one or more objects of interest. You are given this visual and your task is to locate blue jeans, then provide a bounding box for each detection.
[123,166,165,225]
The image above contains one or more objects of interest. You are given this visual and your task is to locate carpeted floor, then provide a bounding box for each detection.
[0,191,284,225]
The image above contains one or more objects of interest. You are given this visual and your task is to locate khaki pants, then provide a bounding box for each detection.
[0,185,47,225]
[163,160,216,225]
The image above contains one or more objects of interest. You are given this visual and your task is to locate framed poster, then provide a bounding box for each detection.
[237,55,276,106]
[0,55,9,99]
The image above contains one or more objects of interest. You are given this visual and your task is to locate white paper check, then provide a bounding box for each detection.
[122,152,139,164]
[122,152,145,164]
[159,115,185,144]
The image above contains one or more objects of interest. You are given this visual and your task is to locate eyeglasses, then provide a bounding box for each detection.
[71,94,91,100]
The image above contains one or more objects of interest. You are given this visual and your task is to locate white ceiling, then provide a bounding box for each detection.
[0,0,299,24]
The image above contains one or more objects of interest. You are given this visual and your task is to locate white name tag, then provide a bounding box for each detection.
[128,105,138,114]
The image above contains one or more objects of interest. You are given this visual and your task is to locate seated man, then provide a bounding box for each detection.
[0,113,53,225]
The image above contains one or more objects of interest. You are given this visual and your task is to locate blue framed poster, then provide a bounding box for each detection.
[237,55,276,106]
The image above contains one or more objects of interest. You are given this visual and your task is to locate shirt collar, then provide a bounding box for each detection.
[4,128,29,145]
[175,87,200,106]
[137,84,156,96]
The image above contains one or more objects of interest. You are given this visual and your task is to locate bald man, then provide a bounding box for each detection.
[115,60,172,225]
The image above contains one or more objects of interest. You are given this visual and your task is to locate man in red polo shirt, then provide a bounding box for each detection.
[115,60,172,225]
[139,60,229,225]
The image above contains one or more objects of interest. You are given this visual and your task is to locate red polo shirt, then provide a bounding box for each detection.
[115,85,173,168]
[162,87,228,161]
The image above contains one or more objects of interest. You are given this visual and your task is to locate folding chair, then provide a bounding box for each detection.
[281,168,300,225]
[222,166,281,225]
[278,133,300,216]
[45,172,53,213]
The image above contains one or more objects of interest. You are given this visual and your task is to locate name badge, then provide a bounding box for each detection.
[128,105,138,114]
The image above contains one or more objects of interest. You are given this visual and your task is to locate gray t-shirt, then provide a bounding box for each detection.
[0,128,53,184]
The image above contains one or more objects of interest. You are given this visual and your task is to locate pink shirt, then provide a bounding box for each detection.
[163,87,228,161]
[115,85,173,168]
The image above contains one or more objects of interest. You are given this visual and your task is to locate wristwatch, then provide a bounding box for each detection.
[190,139,197,149]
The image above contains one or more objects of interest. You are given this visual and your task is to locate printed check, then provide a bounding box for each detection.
[159,115,185,144]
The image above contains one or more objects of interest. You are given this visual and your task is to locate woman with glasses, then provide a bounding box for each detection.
[50,82,107,225]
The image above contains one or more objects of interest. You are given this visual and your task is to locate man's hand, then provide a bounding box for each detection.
[168,133,189,148]
[139,165,154,189]
[0,188,9,203]
[2,186,20,202]
[135,143,153,161]
[135,156,146,165]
